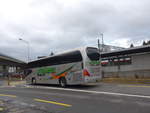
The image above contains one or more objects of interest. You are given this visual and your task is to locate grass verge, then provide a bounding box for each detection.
[101,77,150,84]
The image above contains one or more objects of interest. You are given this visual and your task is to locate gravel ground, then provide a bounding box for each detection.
[0,99,53,113]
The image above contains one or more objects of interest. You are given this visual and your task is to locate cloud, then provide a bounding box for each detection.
[0,0,150,62]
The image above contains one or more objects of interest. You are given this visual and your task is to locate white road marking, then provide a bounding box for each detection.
[24,85,150,99]
[0,86,16,88]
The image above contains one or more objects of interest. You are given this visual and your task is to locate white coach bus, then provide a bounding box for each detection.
[26,47,102,87]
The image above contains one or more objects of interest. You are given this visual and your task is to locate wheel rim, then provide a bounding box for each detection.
[60,78,66,87]
[61,81,65,87]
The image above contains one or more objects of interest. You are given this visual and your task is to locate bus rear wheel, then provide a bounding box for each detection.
[59,77,67,87]
[32,78,36,85]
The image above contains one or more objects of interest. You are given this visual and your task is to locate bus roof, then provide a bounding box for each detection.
[29,46,98,63]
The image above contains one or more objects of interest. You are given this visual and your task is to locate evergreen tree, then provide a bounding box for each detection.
[50,52,54,56]
[143,41,147,46]
[130,43,134,48]
[147,40,150,45]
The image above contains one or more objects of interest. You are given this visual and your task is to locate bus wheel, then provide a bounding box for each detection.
[59,77,67,87]
[32,78,36,85]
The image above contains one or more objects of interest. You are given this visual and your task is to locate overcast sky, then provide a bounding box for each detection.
[0,0,150,62]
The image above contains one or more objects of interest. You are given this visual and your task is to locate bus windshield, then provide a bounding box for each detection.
[86,47,100,60]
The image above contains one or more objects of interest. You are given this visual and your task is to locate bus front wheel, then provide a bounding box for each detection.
[59,77,67,87]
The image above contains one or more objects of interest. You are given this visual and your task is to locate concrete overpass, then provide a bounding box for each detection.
[0,53,26,76]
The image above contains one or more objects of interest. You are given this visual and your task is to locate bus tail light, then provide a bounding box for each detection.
[83,69,90,76]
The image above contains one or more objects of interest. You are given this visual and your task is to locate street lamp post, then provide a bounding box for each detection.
[19,38,30,63]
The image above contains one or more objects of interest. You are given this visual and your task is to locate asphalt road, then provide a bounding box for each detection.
[0,83,150,113]
[0,80,5,86]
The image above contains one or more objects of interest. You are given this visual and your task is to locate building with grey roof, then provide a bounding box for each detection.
[101,45,150,78]
[0,52,26,76]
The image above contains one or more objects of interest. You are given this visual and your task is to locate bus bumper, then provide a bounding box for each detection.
[84,76,101,83]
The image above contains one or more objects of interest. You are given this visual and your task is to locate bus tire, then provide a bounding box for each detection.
[32,78,36,85]
[59,77,67,87]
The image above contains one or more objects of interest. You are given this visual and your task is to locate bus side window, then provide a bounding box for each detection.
[37,73,45,76]
[37,73,41,76]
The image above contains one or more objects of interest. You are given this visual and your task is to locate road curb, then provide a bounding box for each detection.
[2,80,26,87]
[101,78,150,84]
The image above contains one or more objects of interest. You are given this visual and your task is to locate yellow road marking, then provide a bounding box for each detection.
[123,85,150,88]
[0,94,16,98]
[34,98,72,107]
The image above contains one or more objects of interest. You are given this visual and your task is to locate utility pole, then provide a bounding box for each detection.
[19,38,30,63]
[98,35,102,78]
[98,38,101,61]
[8,67,13,86]
[100,33,104,52]
[98,33,104,78]
[98,39,100,53]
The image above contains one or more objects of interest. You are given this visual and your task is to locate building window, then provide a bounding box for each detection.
[101,56,132,66]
